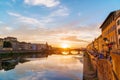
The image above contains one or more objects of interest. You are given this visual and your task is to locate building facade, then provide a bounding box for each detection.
[87,10,120,53]
[116,12,120,52]
[0,38,3,50]
[4,37,19,50]
[18,42,32,50]
[96,35,103,52]
[100,10,120,52]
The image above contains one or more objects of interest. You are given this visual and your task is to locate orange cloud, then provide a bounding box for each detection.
[61,36,89,43]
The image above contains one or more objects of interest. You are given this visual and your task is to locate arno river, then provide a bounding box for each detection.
[0,52,83,80]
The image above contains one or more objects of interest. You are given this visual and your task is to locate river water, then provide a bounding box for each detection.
[0,54,83,80]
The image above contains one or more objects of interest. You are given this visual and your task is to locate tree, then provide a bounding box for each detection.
[3,41,12,48]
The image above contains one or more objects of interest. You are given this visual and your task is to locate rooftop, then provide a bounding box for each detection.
[100,10,120,29]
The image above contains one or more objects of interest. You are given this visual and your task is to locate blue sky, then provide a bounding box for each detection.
[0,0,120,48]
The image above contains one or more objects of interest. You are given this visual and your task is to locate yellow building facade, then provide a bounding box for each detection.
[116,13,120,52]
[100,10,120,53]
[87,10,120,53]
[97,35,103,52]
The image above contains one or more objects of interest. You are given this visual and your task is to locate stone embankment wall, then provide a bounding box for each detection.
[111,53,120,80]
[97,59,115,80]
[88,53,118,80]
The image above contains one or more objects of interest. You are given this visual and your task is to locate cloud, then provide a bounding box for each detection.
[7,7,69,27]
[37,6,69,26]
[8,12,20,17]
[8,12,43,27]
[50,6,69,17]
[0,25,13,32]
[5,27,13,31]
[0,22,100,48]
[24,0,60,7]
[0,25,14,36]
[61,36,90,43]
[4,11,100,48]
[8,11,53,27]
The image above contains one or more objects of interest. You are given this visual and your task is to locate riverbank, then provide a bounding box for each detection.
[83,52,98,80]
[0,50,52,61]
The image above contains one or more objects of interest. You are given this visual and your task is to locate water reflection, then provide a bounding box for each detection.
[62,51,69,55]
[62,51,83,55]
[0,58,29,71]
[0,54,83,80]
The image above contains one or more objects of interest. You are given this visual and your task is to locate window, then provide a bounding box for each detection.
[119,39,120,45]
[117,20,120,25]
[111,37,113,42]
[118,29,120,35]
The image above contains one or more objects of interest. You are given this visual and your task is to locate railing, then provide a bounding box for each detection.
[112,69,119,80]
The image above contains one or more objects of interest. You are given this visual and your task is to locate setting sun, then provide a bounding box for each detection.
[61,43,70,48]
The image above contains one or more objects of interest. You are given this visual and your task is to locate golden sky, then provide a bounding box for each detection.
[1,0,119,48]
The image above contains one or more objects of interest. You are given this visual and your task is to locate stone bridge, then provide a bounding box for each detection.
[53,48,85,55]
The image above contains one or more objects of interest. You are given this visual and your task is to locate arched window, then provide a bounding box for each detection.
[119,39,120,45]
[117,20,120,25]
[118,29,120,35]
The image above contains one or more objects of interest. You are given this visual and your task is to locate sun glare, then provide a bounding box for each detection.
[61,43,69,48]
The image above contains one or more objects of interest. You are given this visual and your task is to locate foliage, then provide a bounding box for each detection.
[3,41,12,48]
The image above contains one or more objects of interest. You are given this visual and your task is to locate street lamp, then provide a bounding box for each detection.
[103,37,115,63]
[103,37,114,58]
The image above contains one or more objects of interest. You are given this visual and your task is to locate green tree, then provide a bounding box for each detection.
[3,41,12,48]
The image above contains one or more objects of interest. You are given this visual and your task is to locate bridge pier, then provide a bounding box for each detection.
[78,51,80,54]
[69,50,71,54]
